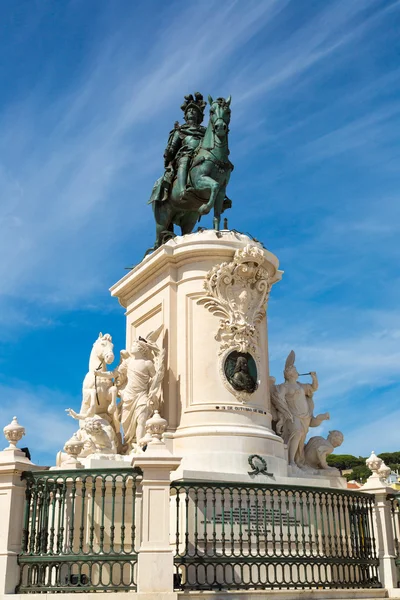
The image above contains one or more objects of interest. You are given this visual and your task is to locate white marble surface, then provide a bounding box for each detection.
[111,231,286,482]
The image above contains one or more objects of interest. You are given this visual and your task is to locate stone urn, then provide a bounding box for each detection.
[366,450,382,474]
[63,434,84,467]
[3,416,25,450]
[145,410,168,445]
[378,460,391,481]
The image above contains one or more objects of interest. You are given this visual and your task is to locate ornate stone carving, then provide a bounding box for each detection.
[63,434,84,468]
[270,350,330,470]
[248,454,273,477]
[366,450,382,473]
[303,430,344,474]
[81,416,118,456]
[269,376,293,435]
[197,244,272,357]
[57,328,167,466]
[64,332,121,459]
[3,416,25,450]
[145,410,168,445]
[115,325,165,451]
[378,460,391,480]
[364,450,391,484]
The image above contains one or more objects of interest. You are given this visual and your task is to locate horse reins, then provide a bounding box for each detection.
[95,361,103,405]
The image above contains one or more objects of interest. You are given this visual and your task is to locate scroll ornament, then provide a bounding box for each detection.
[197,244,272,356]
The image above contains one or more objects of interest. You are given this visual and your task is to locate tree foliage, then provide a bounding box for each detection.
[326,454,364,470]
[326,451,400,483]
[344,465,371,482]
[378,452,400,467]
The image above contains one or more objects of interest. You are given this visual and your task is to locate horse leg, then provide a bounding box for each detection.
[177,157,190,199]
[153,201,173,248]
[213,189,226,231]
[155,222,166,248]
[196,176,220,216]
[179,211,199,236]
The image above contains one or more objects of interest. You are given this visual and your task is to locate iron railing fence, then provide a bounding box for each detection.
[171,481,380,591]
[17,467,142,593]
[389,494,400,586]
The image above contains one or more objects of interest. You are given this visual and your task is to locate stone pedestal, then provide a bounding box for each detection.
[133,443,181,594]
[361,475,399,590]
[0,448,44,594]
[111,231,287,481]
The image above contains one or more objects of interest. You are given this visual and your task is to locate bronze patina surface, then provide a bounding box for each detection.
[148,92,233,250]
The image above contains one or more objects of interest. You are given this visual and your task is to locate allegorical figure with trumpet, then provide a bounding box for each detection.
[270,350,330,469]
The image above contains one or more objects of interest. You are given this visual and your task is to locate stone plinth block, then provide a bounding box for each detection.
[111,231,287,481]
[0,450,45,594]
[133,443,181,594]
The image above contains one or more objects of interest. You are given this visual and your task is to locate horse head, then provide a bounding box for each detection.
[92,332,115,367]
[207,95,231,140]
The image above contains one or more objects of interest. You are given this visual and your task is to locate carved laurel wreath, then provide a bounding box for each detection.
[248,454,273,477]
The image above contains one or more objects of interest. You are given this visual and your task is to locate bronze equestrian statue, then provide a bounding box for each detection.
[148,92,233,250]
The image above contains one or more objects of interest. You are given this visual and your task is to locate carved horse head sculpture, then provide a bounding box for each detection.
[89,333,115,372]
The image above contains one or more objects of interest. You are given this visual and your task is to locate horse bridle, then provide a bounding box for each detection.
[186,109,233,199]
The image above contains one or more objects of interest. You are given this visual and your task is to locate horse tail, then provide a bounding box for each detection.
[153,198,171,229]
[153,198,161,222]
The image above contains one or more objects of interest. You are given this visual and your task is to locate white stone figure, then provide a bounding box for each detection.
[64,332,120,456]
[272,351,330,469]
[81,416,118,456]
[115,326,165,452]
[269,376,293,435]
[304,430,344,473]
[63,433,84,467]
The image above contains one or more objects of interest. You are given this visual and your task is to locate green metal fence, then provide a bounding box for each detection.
[389,494,400,587]
[17,468,141,593]
[171,481,380,591]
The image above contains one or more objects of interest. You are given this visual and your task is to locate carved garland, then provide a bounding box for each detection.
[197,244,272,358]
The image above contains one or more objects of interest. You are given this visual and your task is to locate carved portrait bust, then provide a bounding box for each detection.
[225,351,257,394]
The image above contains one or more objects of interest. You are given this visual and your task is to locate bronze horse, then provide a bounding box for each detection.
[150,96,233,250]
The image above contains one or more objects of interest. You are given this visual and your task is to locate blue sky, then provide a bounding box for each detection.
[1,0,399,466]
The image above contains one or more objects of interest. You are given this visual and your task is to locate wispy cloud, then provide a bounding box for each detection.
[232,0,382,106]
[0,0,292,313]
[340,407,400,457]
[269,306,400,398]
[268,301,400,457]
[300,103,400,164]
[0,382,77,466]
[2,0,397,313]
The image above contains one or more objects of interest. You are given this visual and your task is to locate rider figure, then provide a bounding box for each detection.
[158,92,207,202]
